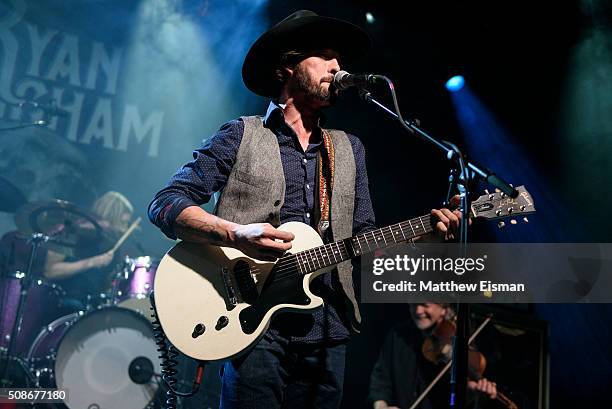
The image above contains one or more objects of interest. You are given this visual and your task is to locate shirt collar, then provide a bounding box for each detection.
[262,101,328,130]
[263,101,285,129]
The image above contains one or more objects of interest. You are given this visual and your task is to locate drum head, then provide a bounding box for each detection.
[118,297,155,322]
[54,307,160,409]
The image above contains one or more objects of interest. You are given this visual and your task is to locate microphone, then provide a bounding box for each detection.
[333,70,379,91]
[20,100,69,117]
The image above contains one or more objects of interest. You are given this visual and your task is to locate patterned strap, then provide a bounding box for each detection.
[317,129,335,236]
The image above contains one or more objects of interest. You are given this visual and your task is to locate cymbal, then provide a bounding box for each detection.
[0,177,27,213]
[14,199,110,255]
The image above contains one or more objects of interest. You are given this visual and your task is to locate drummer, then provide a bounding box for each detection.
[43,191,135,310]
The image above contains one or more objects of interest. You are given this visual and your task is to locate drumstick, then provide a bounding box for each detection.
[110,217,141,253]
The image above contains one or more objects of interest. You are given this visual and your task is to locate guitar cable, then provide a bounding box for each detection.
[150,292,207,409]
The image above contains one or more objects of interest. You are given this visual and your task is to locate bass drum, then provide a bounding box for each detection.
[0,355,34,389]
[28,307,160,409]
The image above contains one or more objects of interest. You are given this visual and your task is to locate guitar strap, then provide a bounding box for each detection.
[316,128,335,239]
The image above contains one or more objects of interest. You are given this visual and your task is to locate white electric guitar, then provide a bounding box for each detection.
[153,187,535,361]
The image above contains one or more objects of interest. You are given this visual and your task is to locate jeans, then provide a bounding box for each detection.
[220,331,347,409]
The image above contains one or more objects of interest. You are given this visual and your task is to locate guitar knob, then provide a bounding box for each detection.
[216,316,229,330]
[523,217,529,223]
[192,323,206,338]
[498,221,506,229]
[510,219,518,225]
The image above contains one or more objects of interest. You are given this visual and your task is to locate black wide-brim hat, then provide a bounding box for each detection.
[242,10,372,98]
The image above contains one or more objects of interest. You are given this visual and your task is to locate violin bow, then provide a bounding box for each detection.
[408,314,493,409]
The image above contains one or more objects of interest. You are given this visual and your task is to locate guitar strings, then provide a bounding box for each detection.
[270,222,429,281]
[265,217,433,282]
[227,195,525,288]
[241,217,433,284]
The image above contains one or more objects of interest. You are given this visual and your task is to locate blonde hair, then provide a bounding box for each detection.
[92,191,133,229]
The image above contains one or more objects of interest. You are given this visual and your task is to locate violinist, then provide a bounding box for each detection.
[369,303,498,409]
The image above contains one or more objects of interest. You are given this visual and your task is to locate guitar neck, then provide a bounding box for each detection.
[281,215,434,276]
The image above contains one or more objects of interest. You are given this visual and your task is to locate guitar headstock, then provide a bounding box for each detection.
[470,185,536,228]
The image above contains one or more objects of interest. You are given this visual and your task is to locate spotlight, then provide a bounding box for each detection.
[445,75,465,92]
[366,12,375,24]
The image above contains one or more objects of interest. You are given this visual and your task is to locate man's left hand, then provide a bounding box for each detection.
[427,194,470,242]
[430,206,462,241]
[468,378,498,400]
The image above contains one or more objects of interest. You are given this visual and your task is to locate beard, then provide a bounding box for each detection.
[291,65,338,105]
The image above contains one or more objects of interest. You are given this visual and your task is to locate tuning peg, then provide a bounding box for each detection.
[520,205,526,211]
[495,188,501,193]
[498,221,506,229]
[510,219,518,225]
[523,217,529,223]
[495,209,502,216]
[489,194,495,200]
[507,207,513,213]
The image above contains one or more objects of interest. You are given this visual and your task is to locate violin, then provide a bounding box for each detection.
[412,317,519,409]
[422,319,487,374]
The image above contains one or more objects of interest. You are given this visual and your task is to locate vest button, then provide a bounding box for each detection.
[274,200,281,206]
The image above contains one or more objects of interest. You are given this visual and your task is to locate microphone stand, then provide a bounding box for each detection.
[358,83,516,408]
[0,121,48,132]
[0,100,60,132]
[358,87,517,198]
[0,233,51,387]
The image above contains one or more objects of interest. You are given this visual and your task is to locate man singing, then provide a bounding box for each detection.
[149,10,461,409]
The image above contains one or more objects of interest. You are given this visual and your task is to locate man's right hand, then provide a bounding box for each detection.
[90,250,114,268]
[232,223,294,261]
[173,207,294,261]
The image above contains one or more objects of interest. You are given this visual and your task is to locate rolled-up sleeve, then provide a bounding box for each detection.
[148,119,244,239]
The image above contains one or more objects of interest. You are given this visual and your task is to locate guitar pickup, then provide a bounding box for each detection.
[221,267,239,306]
[233,260,258,304]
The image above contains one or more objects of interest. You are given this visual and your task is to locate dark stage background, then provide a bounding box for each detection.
[1,0,611,407]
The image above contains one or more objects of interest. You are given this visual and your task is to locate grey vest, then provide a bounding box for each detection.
[215,116,361,332]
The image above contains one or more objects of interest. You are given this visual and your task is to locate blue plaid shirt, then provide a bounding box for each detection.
[149,102,376,343]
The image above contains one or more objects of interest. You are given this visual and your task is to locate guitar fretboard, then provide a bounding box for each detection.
[274,215,434,277]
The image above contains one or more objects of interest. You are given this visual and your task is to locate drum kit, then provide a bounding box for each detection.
[0,185,163,409]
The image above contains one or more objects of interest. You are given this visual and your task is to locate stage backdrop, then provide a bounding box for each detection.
[0,0,270,255]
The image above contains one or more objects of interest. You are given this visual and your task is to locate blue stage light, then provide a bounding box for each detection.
[445,75,465,92]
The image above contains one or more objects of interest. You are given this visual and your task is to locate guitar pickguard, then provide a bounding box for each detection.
[239,269,311,334]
